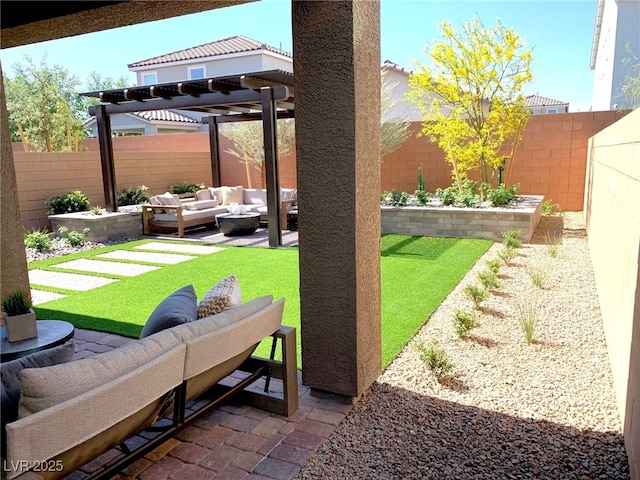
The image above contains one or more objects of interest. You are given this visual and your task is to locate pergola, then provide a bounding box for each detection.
[81,69,295,247]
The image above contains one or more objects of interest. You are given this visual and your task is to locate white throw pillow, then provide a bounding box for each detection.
[221,186,244,205]
[158,192,181,207]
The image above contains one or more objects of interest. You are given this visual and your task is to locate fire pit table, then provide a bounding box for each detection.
[215,212,261,236]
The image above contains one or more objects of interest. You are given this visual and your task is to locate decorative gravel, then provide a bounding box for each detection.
[296,213,629,480]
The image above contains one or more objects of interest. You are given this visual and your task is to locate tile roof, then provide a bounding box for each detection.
[128,35,291,68]
[525,95,568,107]
[131,110,199,123]
[382,60,412,74]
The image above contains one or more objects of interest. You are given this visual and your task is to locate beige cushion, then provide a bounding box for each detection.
[18,329,180,417]
[208,187,222,204]
[197,275,242,319]
[157,192,181,207]
[195,189,212,201]
[183,199,219,210]
[221,186,243,205]
[243,189,267,205]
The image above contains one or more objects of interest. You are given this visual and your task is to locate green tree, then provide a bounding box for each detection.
[381,78,411,157]
[619,43,640,109]
[221,119,295,188]
[4,54,84,152]
[408,15,532,194]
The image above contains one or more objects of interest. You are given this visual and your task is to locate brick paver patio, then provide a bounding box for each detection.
[71,328,350,480]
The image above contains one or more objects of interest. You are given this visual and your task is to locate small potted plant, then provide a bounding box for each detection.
[1,290,37,342]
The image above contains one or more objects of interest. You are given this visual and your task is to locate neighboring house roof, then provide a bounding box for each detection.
[83,109,199,128]
[132,110,199,123]
[525,95,569,107]
[382,60,412,75]
[128,35,292,68]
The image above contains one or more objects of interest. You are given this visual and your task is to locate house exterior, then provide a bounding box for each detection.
[590,0,640,110]
[128,34,293,85]
[381,60,422,122]
[85,35,294,136]
[525,94,570,114]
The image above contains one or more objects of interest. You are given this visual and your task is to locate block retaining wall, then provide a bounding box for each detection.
[49,211,143,243]
[381,195,544,242]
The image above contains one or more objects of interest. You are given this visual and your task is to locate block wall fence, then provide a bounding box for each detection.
[382,110,629,211]
[12,110,628,230]
[584,108,640,480]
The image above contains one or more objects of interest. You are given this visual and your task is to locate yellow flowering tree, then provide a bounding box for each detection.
[408,15,532,194]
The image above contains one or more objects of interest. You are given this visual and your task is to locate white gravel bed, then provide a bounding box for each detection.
[296,213,629,479]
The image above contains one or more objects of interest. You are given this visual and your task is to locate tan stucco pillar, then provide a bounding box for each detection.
[292,0,381,398]
[0,64,31,303]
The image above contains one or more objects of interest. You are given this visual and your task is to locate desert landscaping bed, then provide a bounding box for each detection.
[296,212,629,479]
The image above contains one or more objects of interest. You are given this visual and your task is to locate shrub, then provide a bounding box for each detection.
[545,231,562,258]
[514,297,539,344]
[414,189,430,206]
[478,269,501,290]
[487,183,518,207]
[381,190,410,206]
[1,290,32,316]
[418,340,453,381]
[542,199,562,216]
[526,266,548,288]
[485,258,502,274]
[498,246,517,265]
[452,308,480,338]
[46,189,91,214]
[58,226,90,247]
[502,229,522,248]
[90,205,103,216]
[117,185,149,206]
[464,284,488,307]
[24,228,52,252]
[170,181,205,195]
[435,179,480,207]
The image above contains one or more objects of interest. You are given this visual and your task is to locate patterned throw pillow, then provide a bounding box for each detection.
[197,275,241,319]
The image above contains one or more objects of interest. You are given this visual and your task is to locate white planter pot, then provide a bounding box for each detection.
[5,309,37,342]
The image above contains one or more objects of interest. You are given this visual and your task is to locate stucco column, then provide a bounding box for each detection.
[292,0,381,398]
[0,64,31,302]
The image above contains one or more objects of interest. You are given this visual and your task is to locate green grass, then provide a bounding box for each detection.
[32,236,490,368]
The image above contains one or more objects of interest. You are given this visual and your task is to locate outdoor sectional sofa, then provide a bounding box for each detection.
[1,291,298,480]
[142,186,298,237]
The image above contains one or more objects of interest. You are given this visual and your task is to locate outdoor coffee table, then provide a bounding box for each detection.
[215,212,261,236]
[1,319,75,362]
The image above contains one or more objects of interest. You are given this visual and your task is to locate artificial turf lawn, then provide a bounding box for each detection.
[32,236,491,368]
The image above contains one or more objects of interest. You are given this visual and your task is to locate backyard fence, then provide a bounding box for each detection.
[13,110,628,230]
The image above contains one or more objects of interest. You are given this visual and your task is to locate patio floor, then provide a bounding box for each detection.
[72,328,350,480]
[30,226,344,480]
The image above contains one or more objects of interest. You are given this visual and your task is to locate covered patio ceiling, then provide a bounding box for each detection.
[80,69,295,247]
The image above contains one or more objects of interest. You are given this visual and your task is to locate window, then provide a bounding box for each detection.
[189,66,206,80]
[142,72,157,85]
[547,108,558,114]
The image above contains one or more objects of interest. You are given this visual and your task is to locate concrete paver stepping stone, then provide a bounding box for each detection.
[31,289,66,305]
[29,270,117,291]
[54,259,160,277]
[97,250,195,264]
[135,242,224,255]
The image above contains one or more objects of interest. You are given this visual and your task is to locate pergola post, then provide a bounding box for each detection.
[94,105,117,212]
[261,87,282,247]
[204,116,222,187]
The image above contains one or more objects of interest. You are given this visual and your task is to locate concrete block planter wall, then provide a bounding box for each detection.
[49,209,143,243]
[381,195,544,242]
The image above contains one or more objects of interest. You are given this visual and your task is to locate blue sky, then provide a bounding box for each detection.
[0,0,598,111]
